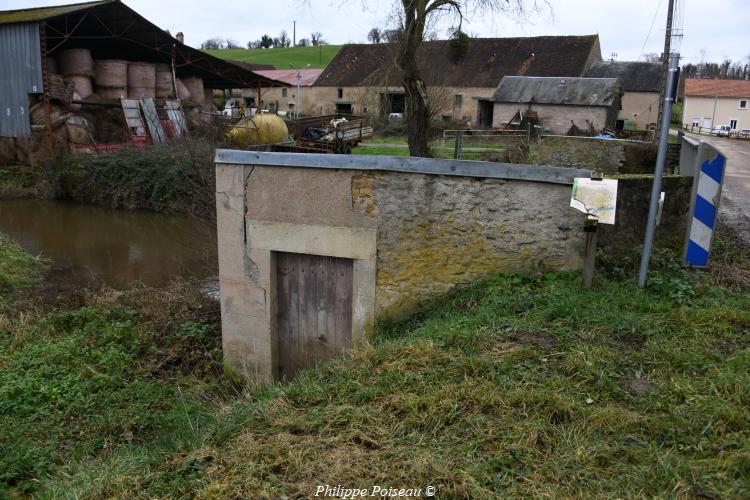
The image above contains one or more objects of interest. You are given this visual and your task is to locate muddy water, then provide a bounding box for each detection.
[0,199,217,288]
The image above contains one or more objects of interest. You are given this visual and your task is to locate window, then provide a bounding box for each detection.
[337,88,343,99]
[740,100,748,109]
[730,119,738,130]
[454,94,463,109]
[282,88,288,98]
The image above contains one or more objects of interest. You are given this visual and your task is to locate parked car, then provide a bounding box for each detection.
[711,125,731,137]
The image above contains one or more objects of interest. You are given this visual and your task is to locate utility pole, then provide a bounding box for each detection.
[638,53,680,288]
[655,0,676,143]
[293,21,296,47]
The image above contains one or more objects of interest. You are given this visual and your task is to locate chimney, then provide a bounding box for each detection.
[176,32,184,44]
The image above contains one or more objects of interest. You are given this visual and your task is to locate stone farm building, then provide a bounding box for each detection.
[311,35,603,126]
[233,68,324,115]
[584,61,661,131]
[683,78,750,133]
[492,76,621,135]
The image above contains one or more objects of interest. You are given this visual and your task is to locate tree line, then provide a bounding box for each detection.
[200,31,326,50]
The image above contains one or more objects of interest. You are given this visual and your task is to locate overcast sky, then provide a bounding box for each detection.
[6,0,750,64]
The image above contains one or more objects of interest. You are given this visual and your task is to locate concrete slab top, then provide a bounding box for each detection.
[214,149,592,185]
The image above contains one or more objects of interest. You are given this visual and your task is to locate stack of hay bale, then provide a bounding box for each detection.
[127,62,156,98]
[94,59,128,99]
[59,48,94,99]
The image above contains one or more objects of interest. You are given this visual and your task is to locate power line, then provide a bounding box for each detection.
[638,0,664,61]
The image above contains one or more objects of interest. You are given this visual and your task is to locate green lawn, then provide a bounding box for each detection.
[3,227,749,498]
[205,45,342,69]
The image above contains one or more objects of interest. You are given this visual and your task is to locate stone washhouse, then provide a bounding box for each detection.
[215,151,593,382]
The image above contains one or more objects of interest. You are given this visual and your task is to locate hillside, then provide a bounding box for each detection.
[3,226,749,498]
[204,45,342,69]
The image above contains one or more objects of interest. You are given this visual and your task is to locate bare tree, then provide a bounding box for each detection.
[311,32,324,46]
[225,39,243,49]
[298,38,309,47]
[368,27,382,44]
[278,30,291,48]
[200,37,225,50]
[395,0,550,156]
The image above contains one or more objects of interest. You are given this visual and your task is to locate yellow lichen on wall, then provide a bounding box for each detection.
[351,173,379,218]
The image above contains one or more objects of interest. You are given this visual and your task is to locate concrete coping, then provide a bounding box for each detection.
[214,149,593,185]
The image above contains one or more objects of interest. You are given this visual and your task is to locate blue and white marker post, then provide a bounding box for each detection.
[683,143,727,267]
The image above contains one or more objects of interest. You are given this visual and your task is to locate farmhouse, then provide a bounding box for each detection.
[584,61,661,131]
[312,35,603,126]
[492,76,621,135]
[683,78,750,133]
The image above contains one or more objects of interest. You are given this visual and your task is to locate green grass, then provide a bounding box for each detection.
[0,234,43,302]
[205,45,342,69]
[17,234,748,498]
[0,236,227,496]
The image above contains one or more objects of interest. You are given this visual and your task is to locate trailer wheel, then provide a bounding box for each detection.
[344,145,353,154]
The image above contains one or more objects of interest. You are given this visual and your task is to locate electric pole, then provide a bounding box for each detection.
[655,0,676,142]
[293,20,296,47]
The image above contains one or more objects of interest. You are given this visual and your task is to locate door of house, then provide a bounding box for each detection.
[477,100,494,128]
[703,117,712,129]
[276,252,353,378]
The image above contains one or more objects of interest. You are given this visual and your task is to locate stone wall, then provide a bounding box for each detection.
[351,172,584,318]
[538,136,681,175]
[598,175,693,257]
[493,103,611,135]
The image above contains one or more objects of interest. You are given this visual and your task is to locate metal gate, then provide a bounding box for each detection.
[276,252,353,378]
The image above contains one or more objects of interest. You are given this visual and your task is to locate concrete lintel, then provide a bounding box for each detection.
[246,220,377,260]
[215,150,592,185]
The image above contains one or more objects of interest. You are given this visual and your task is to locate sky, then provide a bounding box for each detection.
[4,0,750,64]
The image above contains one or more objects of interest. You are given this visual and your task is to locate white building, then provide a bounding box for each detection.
[683,79,750,133]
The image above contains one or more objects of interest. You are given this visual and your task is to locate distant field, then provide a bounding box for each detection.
[204,45,342,69]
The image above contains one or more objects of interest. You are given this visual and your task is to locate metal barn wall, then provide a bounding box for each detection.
[0,22,42,138]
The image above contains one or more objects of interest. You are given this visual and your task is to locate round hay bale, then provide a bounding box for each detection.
[127,62,156,88]
[29,103,69,128]
[155,64,174,98]
[58,48,94,77]
[65,75,93,99]
[182,76,204,103]
[128,86,156,99]
[96,86,127,99]
[94,59,128,88]
[46,57,59,74]
[68,91,82,111]
[176,79,191,101]
[65,116,92,144]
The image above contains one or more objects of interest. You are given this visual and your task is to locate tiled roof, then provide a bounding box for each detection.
[0,0,113,25]
[254,69,323,86]
[315,35,601,88]
[685,79,750,98]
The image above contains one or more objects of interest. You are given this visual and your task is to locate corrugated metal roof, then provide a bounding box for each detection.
[0,0,113,25]
[685,78,750,98]
[0,22,43,137]
[493,76,620,107]
[254,69,323,86]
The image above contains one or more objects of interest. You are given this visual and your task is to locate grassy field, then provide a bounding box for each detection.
[2,228,749,497]
[205,45,342,69]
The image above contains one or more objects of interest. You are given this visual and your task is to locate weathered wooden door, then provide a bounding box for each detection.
[276,252,353,378]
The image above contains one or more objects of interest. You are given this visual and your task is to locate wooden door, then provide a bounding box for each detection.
[276,252,353,378]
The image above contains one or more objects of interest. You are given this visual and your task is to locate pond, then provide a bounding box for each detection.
[0,199,217,288]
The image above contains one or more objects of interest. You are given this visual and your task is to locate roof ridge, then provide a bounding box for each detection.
[0,0,114,16]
